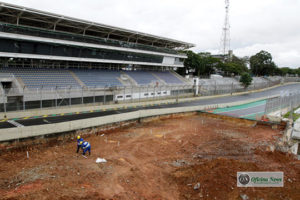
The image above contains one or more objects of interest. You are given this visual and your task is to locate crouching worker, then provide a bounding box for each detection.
[76,135,84,153]
[80,141,91,156]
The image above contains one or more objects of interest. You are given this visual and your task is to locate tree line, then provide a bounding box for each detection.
[177,50,300,77]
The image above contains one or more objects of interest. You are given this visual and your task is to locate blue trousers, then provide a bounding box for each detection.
[83,146,91,155]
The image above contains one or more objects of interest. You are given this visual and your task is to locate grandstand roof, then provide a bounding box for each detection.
[0,2,195,49]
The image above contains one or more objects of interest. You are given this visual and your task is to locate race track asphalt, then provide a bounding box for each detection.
[1,83,299,129]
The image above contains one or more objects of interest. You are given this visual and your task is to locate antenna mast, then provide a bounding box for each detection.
[220,0,230,56]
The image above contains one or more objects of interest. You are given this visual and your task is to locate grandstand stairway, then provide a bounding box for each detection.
[152,71,183,85]
[69,71,86,88]
[170,70,189,84]
[119,72,137,86]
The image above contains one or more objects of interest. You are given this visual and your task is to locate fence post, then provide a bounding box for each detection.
[131,85,133,102]
[55,87,58,108]
[147,86,149,100]
[138,86,141,102]
[40,87,43,109]
[23,87,26,111]
[3,91,6,116]
[103,87,106,105]
[93,86,96,105]
[69,86,72,106]
[214,80,217,95]
[123,86,126,101]
[176,85,179,102]
[81,86,84,105]
[153,85,155,101]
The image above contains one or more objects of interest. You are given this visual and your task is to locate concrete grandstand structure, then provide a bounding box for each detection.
[0,2,195,111]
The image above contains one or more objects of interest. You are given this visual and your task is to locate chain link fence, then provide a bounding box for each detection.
[0,75,299,113]
[0,84,193,112]
[198,77,282,96]
[265,90,300,115]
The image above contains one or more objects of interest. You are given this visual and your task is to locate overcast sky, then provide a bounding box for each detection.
[6,0,300,68]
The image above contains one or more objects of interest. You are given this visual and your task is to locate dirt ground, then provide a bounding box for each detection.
[0,113,299,200]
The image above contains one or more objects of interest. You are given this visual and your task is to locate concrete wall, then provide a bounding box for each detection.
[0,96,271,142]
[291,142,299,156]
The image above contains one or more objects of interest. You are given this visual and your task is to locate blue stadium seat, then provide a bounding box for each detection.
[125,71,158,85]
[152,71,183,84]
[0,67,81,89]
[71,69,123,88]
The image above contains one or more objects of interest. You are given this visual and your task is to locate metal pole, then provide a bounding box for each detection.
[176,85,179,102]
[215,80,217,95]
[93,86,96,105]
[23,87,25,111]
[153,85,155,101]
[103,87,106,104]
[123,86,125,101]
[147,86,149,100]
[138,86,141,102]
[81,87,84,104]
[160,85,162,99]
[55,87,58,108]
[40,87,42,109]
[69,87,72,106]
[3,91,6,116]
[131,85,133,102]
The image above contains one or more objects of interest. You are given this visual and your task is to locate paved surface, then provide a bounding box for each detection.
[1,83,300,129]
[210,100,266,120]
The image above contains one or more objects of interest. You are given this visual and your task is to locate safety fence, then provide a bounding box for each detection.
[198,78,282,96]
[0,85,193,112]
[265,90,300,115]
[0,76,299,113]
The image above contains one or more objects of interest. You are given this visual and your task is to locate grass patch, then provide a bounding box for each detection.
[284,107,300,120]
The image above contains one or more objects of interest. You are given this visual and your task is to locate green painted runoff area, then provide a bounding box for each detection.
[212,100,266,120]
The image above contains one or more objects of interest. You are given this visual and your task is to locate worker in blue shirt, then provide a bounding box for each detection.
[76,135,84,153]
[80,141,91,155]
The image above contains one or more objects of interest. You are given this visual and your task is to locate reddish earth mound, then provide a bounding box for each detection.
[0,114,299,199]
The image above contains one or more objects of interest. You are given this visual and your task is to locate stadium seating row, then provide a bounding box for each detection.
[0,67,184,89]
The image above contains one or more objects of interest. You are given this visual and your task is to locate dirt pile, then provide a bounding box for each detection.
[0,114,299,199]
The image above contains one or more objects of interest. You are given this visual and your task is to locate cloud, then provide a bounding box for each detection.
[5,0,300,68]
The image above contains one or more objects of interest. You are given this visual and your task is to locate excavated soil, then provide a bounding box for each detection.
[0,114,299,200]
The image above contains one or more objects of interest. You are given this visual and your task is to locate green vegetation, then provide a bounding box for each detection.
[178,51,248,77]
[250,50,277,76]
[178,49,299,78]
[283,108,300,120]
[239,72,253,88]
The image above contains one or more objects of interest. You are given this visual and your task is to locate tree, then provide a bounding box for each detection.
[179,51,221,77]
[240,72,253,88]
[215,54,249,76]
[276,67,299,76]
[297,68,300,76]
[217,62,248,76]
[197,52,220,76]
[250,50,277,76]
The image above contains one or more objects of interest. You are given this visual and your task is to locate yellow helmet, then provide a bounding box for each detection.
[80,141,83,145]
[77,135,81,140]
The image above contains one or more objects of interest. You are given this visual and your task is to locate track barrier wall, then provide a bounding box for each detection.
[0,96,273,142]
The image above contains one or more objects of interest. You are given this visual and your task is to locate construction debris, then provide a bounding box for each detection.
[96,158,107,163]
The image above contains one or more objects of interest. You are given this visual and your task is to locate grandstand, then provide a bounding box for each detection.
[0,2,194,111]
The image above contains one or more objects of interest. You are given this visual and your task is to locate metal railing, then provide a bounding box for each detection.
[0,84,193,112]
[265,90,300,116]
[0,76,299,113]
[198,79,282,96]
